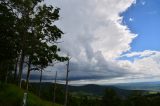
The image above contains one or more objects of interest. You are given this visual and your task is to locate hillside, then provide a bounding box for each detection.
[115,81,160,91]
[69,84,133,97]
[0,83,61,106]
[30,83,133,98]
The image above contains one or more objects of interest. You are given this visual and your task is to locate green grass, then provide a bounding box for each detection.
[0,83,61,106]
[148,91,159,95]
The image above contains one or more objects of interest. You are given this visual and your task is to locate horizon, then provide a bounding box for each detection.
[28,80,160,87]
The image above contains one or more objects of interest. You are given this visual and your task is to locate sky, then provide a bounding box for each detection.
[28,0,160,85]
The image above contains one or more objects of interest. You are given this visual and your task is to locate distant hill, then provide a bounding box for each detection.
[68,84,132,97]
[29,81,160,98]
[30,83,133,98]
[115,81,160,91]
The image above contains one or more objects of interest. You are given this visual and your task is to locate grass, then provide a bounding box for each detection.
[148,91,159,95]
[0,83,61,106]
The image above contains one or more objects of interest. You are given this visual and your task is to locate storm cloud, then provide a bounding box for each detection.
[25,0,160,85]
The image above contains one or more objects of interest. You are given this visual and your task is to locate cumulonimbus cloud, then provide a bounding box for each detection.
[30,0,160,84]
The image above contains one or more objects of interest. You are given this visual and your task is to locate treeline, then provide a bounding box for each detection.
[28,83,160,106]
[69,89,160,106]
[101,89,160,106]
[0,0,67,88]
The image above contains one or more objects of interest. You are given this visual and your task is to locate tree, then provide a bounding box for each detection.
[0,1,18,82]
[64,58,70,106]
[53,71,57,104]
[0,0,67,87]
[102,88,122,106]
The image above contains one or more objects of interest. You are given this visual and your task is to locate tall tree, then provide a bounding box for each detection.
[0,0,68,93]
[102,88,122,106]
[0,0,66,86]
[0,1,18,82]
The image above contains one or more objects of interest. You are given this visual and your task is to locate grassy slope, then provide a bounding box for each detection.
[0,83,61,106]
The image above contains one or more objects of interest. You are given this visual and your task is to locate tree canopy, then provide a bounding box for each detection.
[0,0,68,83]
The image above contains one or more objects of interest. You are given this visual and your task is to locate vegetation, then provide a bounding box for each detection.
[0,83,61,106]
[0,0,67,105]
[0,0,67,85]
[27,82,160,106]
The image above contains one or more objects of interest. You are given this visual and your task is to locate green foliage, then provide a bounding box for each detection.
[0,0,67,85]
[29,83,65,104]
[102,88,122,106]
[0,1,17,62]
[2,82,160,106]
[0,0,18,82]
[0,0,67,105]
[0,83,61,106]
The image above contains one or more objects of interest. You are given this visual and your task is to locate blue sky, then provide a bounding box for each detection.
[122,0,160,52]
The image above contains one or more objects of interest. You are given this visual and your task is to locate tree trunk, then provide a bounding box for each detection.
[18,50,25,88]
[39,69,43,97]
[64,59,70,106]
[26,57,31,91]
[5,66,9,84]
[14,58,19,83]
[0,62,6,82]
[53,71,57,104]
[4,61,12,83]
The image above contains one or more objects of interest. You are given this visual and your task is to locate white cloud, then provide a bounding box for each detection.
[129,18,134,22]
[122,50,158,58]
[35,0,160,84]
[118,51,160,81]
[133,0,137,4]
[50,0,137,60]
[141,1,146,5]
